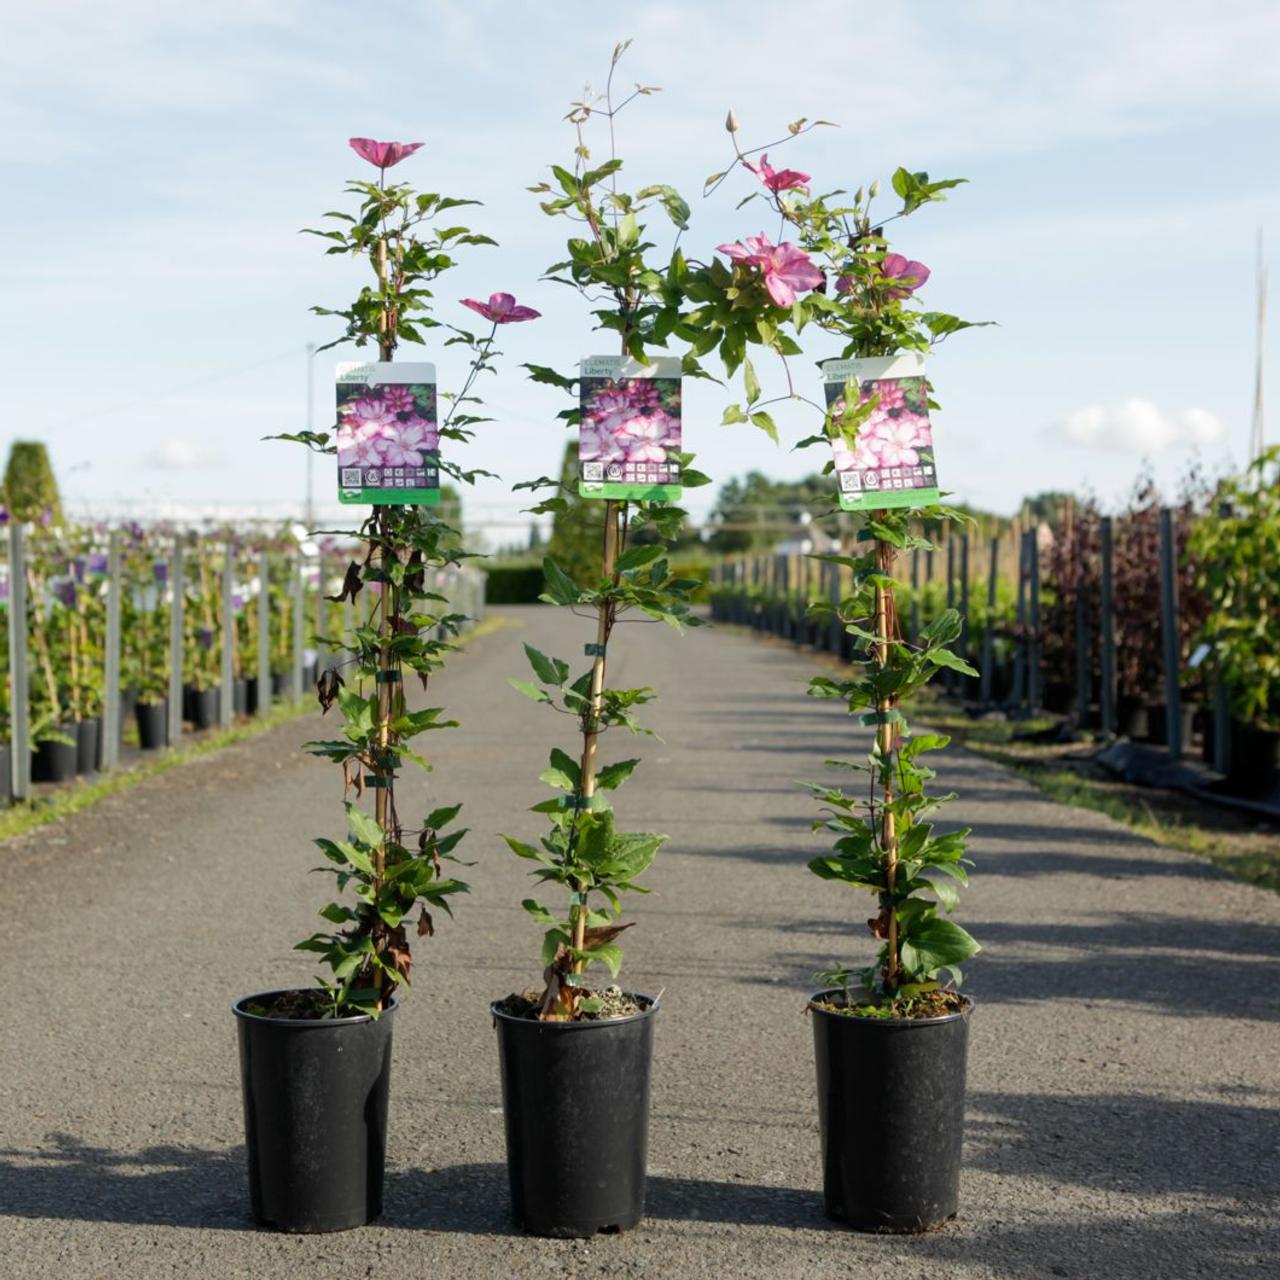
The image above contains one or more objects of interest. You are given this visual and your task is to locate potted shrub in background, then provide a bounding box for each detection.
[131,554,171,749]
[711,120,984,1230]
[1190,446,1280,793]
[493,45,711,1238]
[231,133,529,1233]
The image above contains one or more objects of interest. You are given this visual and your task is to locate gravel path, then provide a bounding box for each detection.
[1,605,1276,1279]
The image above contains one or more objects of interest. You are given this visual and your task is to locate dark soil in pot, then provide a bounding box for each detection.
[76,717,100,775]
[136,700,168,751]
[1227,722,1280,794]
[810,989,972,1233]
[491,990,657,1237]
[233,989,397,1233]
[32,724,78,784]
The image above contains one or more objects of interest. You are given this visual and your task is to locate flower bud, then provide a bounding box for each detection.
[725,108,740,134]
[869,179,881,198]
[853,186,864,205]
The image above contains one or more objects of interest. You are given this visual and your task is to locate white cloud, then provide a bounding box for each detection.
[1052,399,1225,453]
[142,438,225,470]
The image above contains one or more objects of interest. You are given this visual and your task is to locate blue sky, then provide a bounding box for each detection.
[5,0,1278,538]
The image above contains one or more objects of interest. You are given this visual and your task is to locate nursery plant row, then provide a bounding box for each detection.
[709,473,1280,798]
[0,517,485,802]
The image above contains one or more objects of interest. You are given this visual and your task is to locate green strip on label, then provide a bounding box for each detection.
[839,486,942,514]
[579,482,682,502]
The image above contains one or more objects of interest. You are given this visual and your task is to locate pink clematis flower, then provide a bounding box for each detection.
[349,138,423,170]
[865,415,927,467]
[460,292,541,324]
[399,414,439,456]
[743,153,810,194]
[380,385,416,415]
[717,234,824,308]
[879,253,930,299]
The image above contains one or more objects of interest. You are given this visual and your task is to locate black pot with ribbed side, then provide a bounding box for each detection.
[136,700,168,751]
[811,991,973,1233]
[32,724,78,784]
[491,998,657,1237]
[189,687,220,730]
[233,990,397,1233]
[76,717,100,775]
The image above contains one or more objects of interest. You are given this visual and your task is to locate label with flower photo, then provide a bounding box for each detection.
[336,362,440,505]
[822,353,941,512]
[578,356,683,501]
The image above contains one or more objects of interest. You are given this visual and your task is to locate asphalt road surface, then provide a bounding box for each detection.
[1,606,1275,1278]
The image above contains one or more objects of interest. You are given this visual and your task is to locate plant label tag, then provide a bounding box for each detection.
[336,362,441,506]
[821,353,942,513]
[578,355,683,501]
[1188,642,1212,670]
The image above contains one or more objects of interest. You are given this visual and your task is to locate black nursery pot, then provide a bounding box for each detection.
[232,678,249,716]
[1227,721,1280,793]
[76,717,100,775]
[1116,695,1149,740]
[1145,701,1198,748]
[233,990,398,1233]
[32,724,78,784]
[491,997,658,1237]
[811,991,973,1233]
[189,687,220,730]
[245,676,260,715]
[271,671,288,698]
[0,742,11,806]
[136,700,168,750]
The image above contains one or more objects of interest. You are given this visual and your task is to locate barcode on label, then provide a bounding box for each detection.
[341,468,362,486]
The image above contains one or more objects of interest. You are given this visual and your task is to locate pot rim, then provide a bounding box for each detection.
[808,988,974,1027]
[489,991,659,1031]
[232,987,400,1028]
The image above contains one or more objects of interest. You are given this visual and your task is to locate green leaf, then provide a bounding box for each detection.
[596,758,640,790]
[899,915,980,979]
[345,803,383,849]
[541,746,581,791]
[524,643,567,686]
[720,403,747,425]
[749,410,778,444]
[509,678,551,703]
[542,556,580,605]
[929,648,979,677]
[743,356,761,406]
[615,544,665,572]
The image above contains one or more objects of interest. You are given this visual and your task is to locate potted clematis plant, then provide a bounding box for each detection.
[710,118,986,1231]
[491,44,712,1238]
[231,134,535,1234]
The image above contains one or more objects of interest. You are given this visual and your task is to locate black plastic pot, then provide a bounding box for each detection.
[1227,721,1280,793]
[811,991,972,1233]
[0,742,11,806]
[233,990,397,1233]
[233,678,249,716]
[32,724,78,784]
[1146,701,1198,748]
[136,700,168,750]
[245,677,260,716]
[189,687,220,730]
[1116,695,1148,740]
[491,997,657,1237]
[76,717,100,775]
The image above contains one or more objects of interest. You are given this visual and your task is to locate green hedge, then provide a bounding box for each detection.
[485,564,545,604]
[485,557,715,606]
